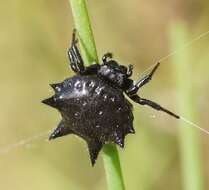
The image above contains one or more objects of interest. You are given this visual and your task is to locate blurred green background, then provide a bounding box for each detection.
[0,0,209,190]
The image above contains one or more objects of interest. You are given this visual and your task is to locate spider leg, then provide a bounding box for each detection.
[126,64,133,77]
[68,29,85,74]
[126,62,160,95]
[127,94,180,119]
[125,62,179,118]
[68,29,100,75]
[102,52,113,63]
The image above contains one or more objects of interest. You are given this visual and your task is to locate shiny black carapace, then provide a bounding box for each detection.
[42,29,179,166]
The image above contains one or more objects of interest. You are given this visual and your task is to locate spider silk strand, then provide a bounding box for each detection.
[140,28,209,76]
[180,117,209,135]
[0,130,51,156]
[139,28,209,136]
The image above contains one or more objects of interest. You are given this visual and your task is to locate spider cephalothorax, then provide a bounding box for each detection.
[97,54,133,88]
[42,29,179,166]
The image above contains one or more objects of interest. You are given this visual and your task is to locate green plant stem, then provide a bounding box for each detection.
[68,1,125,189]
[69,0,98,65]
[169,21,205,190]
[103,144,125,190]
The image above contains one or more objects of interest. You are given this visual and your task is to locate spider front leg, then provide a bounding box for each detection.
[125,62,180,119]
[126,62,160,95]
[67,29,100,75]
[128,94,180,119]
[126,64,133,77]
[68,29,85,74]
[102,52,113,63]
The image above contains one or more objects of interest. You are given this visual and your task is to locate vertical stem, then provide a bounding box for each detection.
[69,0,98,65]
[169,21,205,190]
[103,144,125,190]
[68,1,125,189]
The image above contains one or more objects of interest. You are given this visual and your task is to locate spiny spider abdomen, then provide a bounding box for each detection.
[42,29,180,166]
[43,75,134,165]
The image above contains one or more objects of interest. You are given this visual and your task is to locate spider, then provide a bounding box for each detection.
[42,29,179,165]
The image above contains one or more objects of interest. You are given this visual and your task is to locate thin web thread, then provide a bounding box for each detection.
[0,130,51,155]
[180,117,209,135]
[158,29,209,62]
[140,28,209,77]
[0,28,209,156]
[138,28,209,136]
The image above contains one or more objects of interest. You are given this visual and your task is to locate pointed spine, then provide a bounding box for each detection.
[87,140,103,166]
[112,132,125,148]
[50,83,63,92]
[126,125,135,134]
[42,96,58,108]
[49,120,74,140]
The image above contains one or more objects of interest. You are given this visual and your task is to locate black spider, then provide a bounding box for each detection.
[42,29,179,166]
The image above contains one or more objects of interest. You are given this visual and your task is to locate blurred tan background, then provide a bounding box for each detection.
[0,0,209,190]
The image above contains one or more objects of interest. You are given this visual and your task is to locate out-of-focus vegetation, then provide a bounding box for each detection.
[0,0,209,190]
[171,22,205,190]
